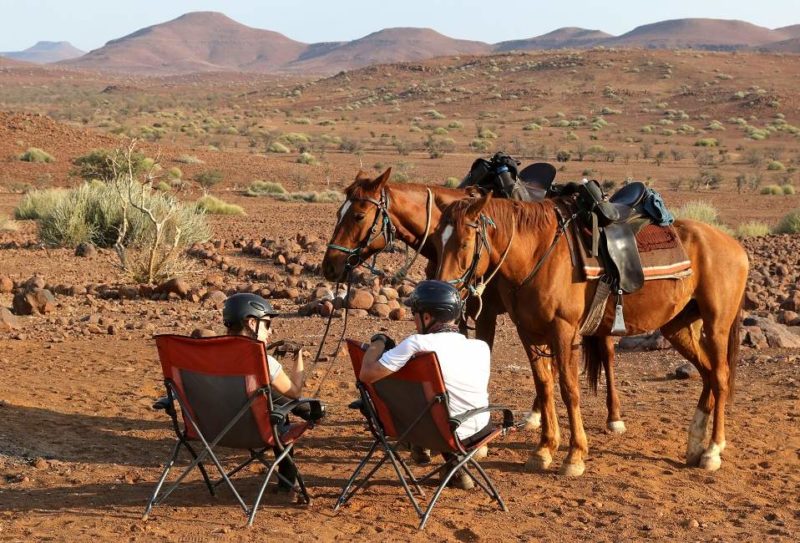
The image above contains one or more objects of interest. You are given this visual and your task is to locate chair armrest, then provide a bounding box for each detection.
[449,404,514,430]
[270,398,326,424]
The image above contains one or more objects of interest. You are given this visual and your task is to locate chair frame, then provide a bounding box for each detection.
[335,340,513,530]
[143,335,322,526]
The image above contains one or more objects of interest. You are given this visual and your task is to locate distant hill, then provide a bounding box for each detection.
[56,12,800,75]
[756,36,800,53]
[605,19,786,50]
[494,27,612,52]
[0,41,84,63]
[286,27,491,73]
[61,11,307,73]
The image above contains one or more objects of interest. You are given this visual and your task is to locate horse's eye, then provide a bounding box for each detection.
[460,241,469,249]
[354,213,366,221]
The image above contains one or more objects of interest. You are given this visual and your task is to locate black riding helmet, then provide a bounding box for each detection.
[222,293,278,329]
[407,280,462,323]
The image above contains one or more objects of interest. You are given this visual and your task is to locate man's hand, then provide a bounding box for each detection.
[270,340,303,358]
[370,333,396,350]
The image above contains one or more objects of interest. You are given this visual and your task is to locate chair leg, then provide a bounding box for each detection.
[143,440,181,520]
[468,458,507,511]
[294,470,310,505]
[334,440,379,510]
[384,445,424,517]
[184,441,216,497]
[418,451,480,530]
[248,445,294,527]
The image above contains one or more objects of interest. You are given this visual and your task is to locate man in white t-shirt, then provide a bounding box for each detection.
[359,280,492,490]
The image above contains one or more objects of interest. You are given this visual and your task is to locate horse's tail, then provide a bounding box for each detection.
[727,294,743,403]
[583,335,607,394]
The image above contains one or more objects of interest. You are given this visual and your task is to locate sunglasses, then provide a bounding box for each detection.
[258,318,272,331]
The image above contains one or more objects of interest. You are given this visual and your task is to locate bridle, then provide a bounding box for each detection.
[327,188,396,275]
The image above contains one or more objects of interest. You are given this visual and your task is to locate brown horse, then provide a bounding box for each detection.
[434,194,747,476]
[321,169,626,433]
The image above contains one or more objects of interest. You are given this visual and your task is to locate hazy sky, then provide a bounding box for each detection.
[1,0,799,51]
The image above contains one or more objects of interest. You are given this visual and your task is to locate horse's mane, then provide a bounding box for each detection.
[344,173,466,203]
[443,197,557,234]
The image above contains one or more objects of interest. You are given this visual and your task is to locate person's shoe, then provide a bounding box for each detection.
[445,468,474,490]
[410,445,432,465]
[473,445,489,461]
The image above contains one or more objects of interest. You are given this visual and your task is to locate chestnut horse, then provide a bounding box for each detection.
[434,194,747,476]
[321,169,626,432]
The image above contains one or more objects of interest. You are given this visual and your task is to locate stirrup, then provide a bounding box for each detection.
[610,289,627,335]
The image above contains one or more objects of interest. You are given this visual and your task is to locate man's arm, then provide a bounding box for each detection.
[359,338,394,384]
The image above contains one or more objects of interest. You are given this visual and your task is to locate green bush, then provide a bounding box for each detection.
[774,209,800,234]
[195,195,246,216]
[783,185,796,195]
[155,181,171,191]
[296,152,317,165]
[246,180,287,196]
[73,149,149,181]
[444,177,460,188]
[168,167,183,179]
[760,185,784,195]
[767,160,785,171]
[272,191,343,203]
[268,142,291,153]
[735,221,771,238]
[194,170,223,193]
[19,147,54,163]
[694,138,718,147]
[14,189,65,220]
[175,155,204,164]
[674,201,720,224]
[523,123,542,131]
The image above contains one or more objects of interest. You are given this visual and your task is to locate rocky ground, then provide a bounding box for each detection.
[1,195,799,542]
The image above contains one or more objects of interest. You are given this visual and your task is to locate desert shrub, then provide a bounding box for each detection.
[272,191,343,203]
[774,209,800,234]
[735,221,771,238]
[674,201,719,224]
[268,142,291,153]
[194,170,223,193]
[19,147,54,163]
[556,150,571,162]
[767,160,785,171]
[706,120,725,131]
[195,195,245,216]
[478,128,497,139]
[155,181,171,192]
[432,127,449,136]
[695,138,718,147]
[425,109,446,120]
[470,138,492,152]
[296,152,317,165]
[338,138,361,153]
[280,132,310,145]
[73,148,148,181]
[761,185,784,195]
[523,123,542,131]
[246,180,287,196]
[783,185,796,195]
[444,177,460,188]
[14,189,65,220]
[168,167,183,179]
[292,117,312,125]
[175,155,204,164]
[447,121,463,129]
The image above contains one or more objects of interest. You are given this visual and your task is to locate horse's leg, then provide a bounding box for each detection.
[521,337,560,471]
[602,337,626,434]
[661,306,715,466]
[554,322,588,477]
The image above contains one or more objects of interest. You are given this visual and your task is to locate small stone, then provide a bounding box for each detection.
[158,278,190,298]
[0,307,21,332]
[370,303,392,319]
[201,290,227,310]
[673,363,699,380]
[319,300,335,318]
[347,289,375,311]
[389,307,407,321]
[0,275,13,294]
[347,309,369,318]
[379,286,399,300]
[12,289,55,315]
[74,242,97,258]
[190,328,216,338]
[685,519,700,529]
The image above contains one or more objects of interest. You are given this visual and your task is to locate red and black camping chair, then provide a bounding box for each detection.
[143,334,324,526]
[336,339,514,530]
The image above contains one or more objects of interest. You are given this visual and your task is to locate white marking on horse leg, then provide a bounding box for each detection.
[335,200,352,226]
[606,420,627,434]
[699,441,725,472]
[686,409,710,466]
[523,410,542,431]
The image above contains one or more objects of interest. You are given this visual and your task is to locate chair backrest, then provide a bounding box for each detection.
[155,334,275,449]
[346,339,458,452]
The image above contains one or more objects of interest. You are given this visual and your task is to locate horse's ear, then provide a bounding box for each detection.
[372,168,392,190]
[465,193,492,220]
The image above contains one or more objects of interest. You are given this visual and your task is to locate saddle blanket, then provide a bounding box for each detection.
[573,223,692,281]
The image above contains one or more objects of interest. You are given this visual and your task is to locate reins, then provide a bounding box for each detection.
[393,188,433,282]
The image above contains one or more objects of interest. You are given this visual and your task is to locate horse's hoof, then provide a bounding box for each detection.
[559,460,585,477]
[699,454,721,471]
[525,450,552,472]
[473,445,489,461]
[606,420,627,434]
[523,411,541,431]
[685,452,702,467]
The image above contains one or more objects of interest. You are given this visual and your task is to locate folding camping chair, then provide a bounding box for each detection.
[143,334,324,526]
[335,339,514,530]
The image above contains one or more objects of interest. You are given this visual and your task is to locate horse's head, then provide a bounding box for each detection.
[433,194,494,292]
[322,168,393,281]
